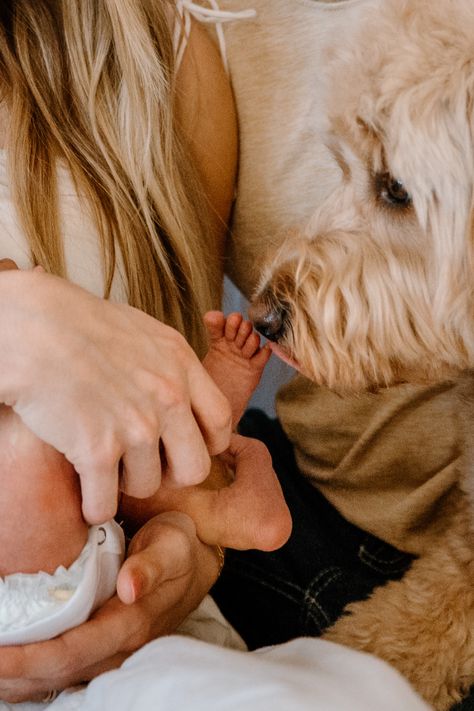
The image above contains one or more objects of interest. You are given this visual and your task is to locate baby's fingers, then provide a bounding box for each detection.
[79,459,120,524]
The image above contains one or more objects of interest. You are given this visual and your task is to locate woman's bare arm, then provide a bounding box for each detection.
[175,19,238,301]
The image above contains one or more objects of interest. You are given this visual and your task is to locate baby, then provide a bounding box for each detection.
[0,311,287,645]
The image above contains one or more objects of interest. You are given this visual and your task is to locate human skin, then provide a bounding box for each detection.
[0,310,289,580]
[0,268,232,524]
[124,311,291,552]
[0,17,252,702]
[0,265,88,577]
[0,406,87,577]
[0,511,218,703]
[0,424,288,581]
[0,5,238,524]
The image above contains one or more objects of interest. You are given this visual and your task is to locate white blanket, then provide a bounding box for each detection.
[1,596,431,711]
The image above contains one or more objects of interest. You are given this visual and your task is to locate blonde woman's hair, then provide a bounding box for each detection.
[0,0,215,354]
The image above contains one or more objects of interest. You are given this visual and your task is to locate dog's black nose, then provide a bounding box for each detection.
[249,300,287,342]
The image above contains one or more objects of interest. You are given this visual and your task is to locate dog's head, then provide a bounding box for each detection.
[251,0,474,390]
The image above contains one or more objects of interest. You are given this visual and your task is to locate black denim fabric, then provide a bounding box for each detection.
[211,409,474,710]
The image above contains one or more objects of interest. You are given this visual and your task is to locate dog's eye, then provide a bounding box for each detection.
[375,172,412,207]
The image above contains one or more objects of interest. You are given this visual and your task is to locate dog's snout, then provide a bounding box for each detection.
[249,299,287,342]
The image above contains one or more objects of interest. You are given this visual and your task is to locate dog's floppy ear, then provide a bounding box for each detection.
[329,113,385,179]
[468,195,474,296]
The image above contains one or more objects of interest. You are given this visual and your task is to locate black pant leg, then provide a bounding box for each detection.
[212,410,414,650]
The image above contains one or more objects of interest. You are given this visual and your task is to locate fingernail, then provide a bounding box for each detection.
[118,574,137,605]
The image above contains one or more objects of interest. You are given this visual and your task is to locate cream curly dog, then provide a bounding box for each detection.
[250,1,474,708]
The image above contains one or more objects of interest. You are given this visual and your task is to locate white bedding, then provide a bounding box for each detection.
[1,596,431,711]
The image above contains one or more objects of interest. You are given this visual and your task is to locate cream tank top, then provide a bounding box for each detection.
[0,162,129,301]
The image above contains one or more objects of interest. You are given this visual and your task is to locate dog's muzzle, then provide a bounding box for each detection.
[249,297,288,342]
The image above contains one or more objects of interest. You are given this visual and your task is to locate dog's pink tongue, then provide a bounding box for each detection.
[268,342,300,370]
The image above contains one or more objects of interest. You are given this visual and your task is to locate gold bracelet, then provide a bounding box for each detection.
[215,544,225,577]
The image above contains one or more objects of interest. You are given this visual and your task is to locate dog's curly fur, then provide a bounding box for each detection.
[251,1,474,708]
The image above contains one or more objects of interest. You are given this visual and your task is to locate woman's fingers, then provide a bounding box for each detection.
[160,408,211,488]
[0,602,134,702]
[79,460,121,524]
[0,596,135,701]
[118,353,231,493]
[187,359,232,457]
[0,269,232,524]
[121,442,162,499]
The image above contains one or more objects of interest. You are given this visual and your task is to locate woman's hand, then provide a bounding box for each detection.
[0,267,232,523]
[0,512,219,703]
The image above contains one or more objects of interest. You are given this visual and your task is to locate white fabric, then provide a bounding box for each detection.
[1,602,430,710]
[176,594,247,650]
[80,636,431,711]
[0,521,124,646]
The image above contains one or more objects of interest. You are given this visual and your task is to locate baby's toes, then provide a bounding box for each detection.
[224,312,243,341]
[250,342,272,369]
[204,311,226,342]
[241,331,263,359]
[234,320,254,350]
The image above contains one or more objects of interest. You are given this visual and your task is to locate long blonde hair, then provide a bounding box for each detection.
[0,0,214,354]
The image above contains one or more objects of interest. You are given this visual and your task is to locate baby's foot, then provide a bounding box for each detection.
[203,311,271,428]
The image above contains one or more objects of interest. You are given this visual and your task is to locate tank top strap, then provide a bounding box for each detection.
[174,0,256,73]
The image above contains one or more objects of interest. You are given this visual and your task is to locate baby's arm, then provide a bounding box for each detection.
[121,434,291,552]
